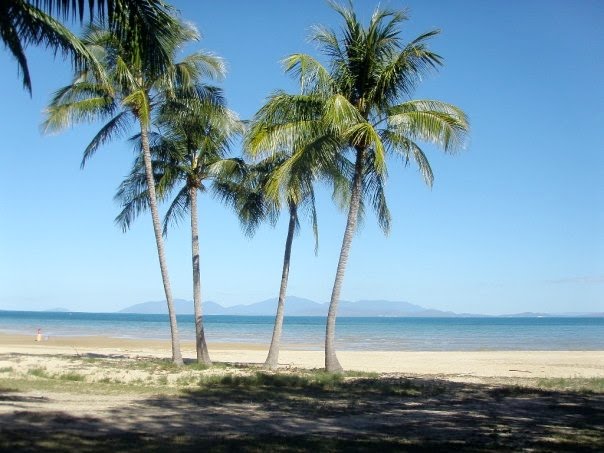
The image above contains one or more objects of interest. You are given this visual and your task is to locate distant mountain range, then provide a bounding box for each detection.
[117,297,604,317]
[118,297,455,317]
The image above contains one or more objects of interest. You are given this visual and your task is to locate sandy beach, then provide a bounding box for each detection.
[1,332,602,378]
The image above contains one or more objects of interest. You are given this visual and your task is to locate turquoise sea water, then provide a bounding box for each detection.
[0,311,603,351]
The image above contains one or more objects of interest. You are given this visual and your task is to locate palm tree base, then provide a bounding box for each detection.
[196,333,212,366]
[197,349,212,366]
[263,355,279,370]
[325,354,344,373]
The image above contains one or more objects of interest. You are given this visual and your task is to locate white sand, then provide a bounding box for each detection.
[1,333,602,378]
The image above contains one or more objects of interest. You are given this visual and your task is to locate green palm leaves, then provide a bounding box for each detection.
[41,1,468,372]
[43,18,225,366]
[1,0,90,94]
[114,75,244,366]
[247,2,469,372]
[43,22,224,160]
[2,0,178,94]
[115,98,245,236]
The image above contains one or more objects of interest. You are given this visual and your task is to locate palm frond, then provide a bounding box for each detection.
[162,186,190,236]
[44,94,116,132]
[2,0,96,94]
[122,89,150,126]
[381,130,434,186]
[345,121,386,175]
[362,154,391,234]
[388,100,469,152]
[282,53,334,95]
[245,92,325,157]
[323,94,364,133]
[81,110,132,167]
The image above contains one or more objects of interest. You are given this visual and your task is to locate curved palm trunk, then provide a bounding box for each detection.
[140,125,184,366]
[325,147,365,372]
[189,186,212,365]
[264,203,297,369]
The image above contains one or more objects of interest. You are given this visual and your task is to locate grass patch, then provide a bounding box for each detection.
[129,358,182,372]
[343,370,379,378]
[57,372,85,382]
[0,377,177,396]
[192,370,441,399]
[28,367,50,379]
[157,375,168,385]
[196,371,344,390]
[186,362,210,371]
[535,377,604,393]
[176,375,195,386]
[0,367,14,373]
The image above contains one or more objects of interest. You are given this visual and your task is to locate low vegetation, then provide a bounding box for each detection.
[1,354,602,395]
[0,354,602,451]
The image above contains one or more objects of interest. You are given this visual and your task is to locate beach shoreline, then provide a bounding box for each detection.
[2,332,602,378]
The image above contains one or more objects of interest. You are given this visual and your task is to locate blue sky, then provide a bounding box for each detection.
[0,0,602,314]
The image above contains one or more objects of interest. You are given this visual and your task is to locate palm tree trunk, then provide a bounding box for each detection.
[140,125,184,366]
[189,185,212,365]
[325,147,365,372]
[264,202,297,369]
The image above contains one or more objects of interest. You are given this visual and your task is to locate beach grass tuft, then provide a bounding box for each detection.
[535,377,604,393]
[28,367,50,378]
[157,375,168,385]
[57,372,85,382]
[186,362,211,371]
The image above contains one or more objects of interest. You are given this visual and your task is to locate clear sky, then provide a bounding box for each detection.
[0,0,602,314]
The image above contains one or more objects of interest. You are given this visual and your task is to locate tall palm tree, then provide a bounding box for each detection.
[247,2,469,372]
[216,151,323,369]
[43,22,225,366]
[242,102,351,369]
[2,0,177,94]
[115,93,245,365]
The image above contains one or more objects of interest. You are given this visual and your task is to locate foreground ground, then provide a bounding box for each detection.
[0,350,603,452]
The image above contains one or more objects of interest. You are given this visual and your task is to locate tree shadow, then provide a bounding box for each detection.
[0,376,602,451]
[0,387,49,404]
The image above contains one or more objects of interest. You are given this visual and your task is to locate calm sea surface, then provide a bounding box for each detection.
[1,311,603,351]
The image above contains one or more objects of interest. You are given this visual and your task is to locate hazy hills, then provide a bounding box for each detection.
[117,297,604,317]
[119,297,459,317]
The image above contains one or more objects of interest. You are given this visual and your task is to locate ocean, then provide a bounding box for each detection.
[0,311,603,351]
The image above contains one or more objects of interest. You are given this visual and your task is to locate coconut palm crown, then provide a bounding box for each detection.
[43,20,226,365]
[246,1,469,371]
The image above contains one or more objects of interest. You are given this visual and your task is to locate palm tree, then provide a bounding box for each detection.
[43,22,225,365]
[115,93,245,365]
[2,0,177,94]
[215,151,321,369]
[247,2,469,372]
[241,100,352,368]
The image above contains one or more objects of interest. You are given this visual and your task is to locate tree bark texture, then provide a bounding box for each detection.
[140,124,183,366]
[189,186,212,365]
[325,147,365,372]
[264,203,297,369]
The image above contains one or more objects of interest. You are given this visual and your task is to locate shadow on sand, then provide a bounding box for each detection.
[1,375,603,451]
